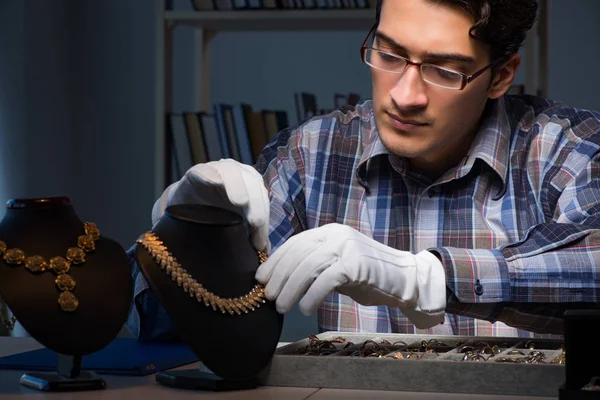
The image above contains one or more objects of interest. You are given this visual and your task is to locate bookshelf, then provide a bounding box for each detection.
[153,0,548,197]
[154,1,377,194]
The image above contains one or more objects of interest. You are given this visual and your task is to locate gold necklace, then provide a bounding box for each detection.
[137,231,268,316]
[0,222,100,312]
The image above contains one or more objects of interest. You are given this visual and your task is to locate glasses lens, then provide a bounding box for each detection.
[364,49,407,74]
[362,49,465,90]
[421,65,463,89]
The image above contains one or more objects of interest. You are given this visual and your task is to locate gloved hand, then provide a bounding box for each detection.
[255,223,446,329]
[151,159,271,254]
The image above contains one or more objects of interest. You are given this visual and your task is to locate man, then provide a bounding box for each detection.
[128,0,600,340]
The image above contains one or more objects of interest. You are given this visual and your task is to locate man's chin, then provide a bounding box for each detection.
[380,137,419,159]
[380,125,414,145]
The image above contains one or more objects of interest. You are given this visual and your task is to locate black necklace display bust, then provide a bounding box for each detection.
[0,196,133,391]
[135,204,283,389]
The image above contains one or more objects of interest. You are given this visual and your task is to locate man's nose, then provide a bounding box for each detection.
[389,64,429,110]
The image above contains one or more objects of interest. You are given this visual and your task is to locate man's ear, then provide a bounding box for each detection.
[488,54,521,99]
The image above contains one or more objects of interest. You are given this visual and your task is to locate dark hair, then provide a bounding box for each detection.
[375,0,539,63]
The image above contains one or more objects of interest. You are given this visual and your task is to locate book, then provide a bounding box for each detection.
[232,103,255,165]
[199,112,225,161]
[171,113,196,174]
[214,103,240,161]
[0,338,198,376]
[183,111,209,165]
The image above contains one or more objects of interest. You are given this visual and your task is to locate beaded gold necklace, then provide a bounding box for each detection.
[137,231,267,316]
[0,222,100,312]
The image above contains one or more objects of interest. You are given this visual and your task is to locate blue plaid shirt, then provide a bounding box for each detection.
[127,94,600,341]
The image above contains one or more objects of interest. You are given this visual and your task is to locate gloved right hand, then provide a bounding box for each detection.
[151,158,271,254]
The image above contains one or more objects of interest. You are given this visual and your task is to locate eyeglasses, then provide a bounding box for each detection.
[360,25,505,90]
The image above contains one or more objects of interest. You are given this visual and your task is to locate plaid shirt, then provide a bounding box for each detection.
[127,94,600,341]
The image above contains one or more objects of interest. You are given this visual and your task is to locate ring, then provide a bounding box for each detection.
[478,346,494,355]
[330,336,348,343]
[490,345,501,356]
[308,335,320,346]
[367,351,387,358]
[551,346,566,364]
[385,351,404,359]
[459,345,475,353]
[317,341,336,350]
[523,351,546,364]
[361,340,380,350]
[462,351,487,362]
[550,355,565,364]
[524,340,536,350]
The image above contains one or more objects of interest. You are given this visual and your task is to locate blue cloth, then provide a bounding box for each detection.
[0,337,197,376]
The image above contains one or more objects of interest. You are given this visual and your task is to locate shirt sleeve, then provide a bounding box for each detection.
[431,154,600,334]
[124,244,181,342]
[254,125,308,251]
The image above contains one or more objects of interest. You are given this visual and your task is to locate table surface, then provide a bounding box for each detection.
[0,337,558,400]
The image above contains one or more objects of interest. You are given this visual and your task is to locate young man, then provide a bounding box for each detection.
[128,0,600,340]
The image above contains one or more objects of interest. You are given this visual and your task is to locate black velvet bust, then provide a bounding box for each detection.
[0,196,133,356]
[135,204,283,381]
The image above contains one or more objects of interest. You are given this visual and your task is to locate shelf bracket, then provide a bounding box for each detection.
[537,0,548,97]
[200,29,218,113]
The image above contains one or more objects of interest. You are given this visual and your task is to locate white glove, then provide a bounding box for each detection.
[255,223,446,329]
[151,158,271,254]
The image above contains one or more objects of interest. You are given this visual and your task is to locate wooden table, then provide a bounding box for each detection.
[0,337,557,399]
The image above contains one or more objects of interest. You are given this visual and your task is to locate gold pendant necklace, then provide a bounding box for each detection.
[0,222,100,312]
[137,231,267,316]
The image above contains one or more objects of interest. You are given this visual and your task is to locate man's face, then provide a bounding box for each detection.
[371,0,496,177]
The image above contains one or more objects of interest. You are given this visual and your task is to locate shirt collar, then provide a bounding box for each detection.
[356,96,514,198]
[355,101,391,187]
[458,95,513,199]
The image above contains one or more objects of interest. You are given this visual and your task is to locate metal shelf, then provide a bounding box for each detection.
[165,9,375,31]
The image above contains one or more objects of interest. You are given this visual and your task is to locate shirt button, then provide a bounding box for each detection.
[428,188,436,197]
[474,280,484,296]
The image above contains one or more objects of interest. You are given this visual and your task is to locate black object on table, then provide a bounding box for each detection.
[156,369,258,391]
[559,309,600,399]
[19,353,106,392]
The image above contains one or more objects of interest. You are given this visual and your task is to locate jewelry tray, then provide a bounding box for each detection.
[256,332,565,397]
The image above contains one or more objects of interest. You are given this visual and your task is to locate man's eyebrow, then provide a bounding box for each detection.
[374,31,476,64]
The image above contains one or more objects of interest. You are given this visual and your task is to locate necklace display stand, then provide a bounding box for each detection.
[20,354,106,392]
[135,204,283,391]
[0,196,133,392]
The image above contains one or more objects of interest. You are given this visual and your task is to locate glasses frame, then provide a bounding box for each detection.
[360,24,506,90]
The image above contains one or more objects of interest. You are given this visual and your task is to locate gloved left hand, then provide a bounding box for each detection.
[255,223,447,329]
